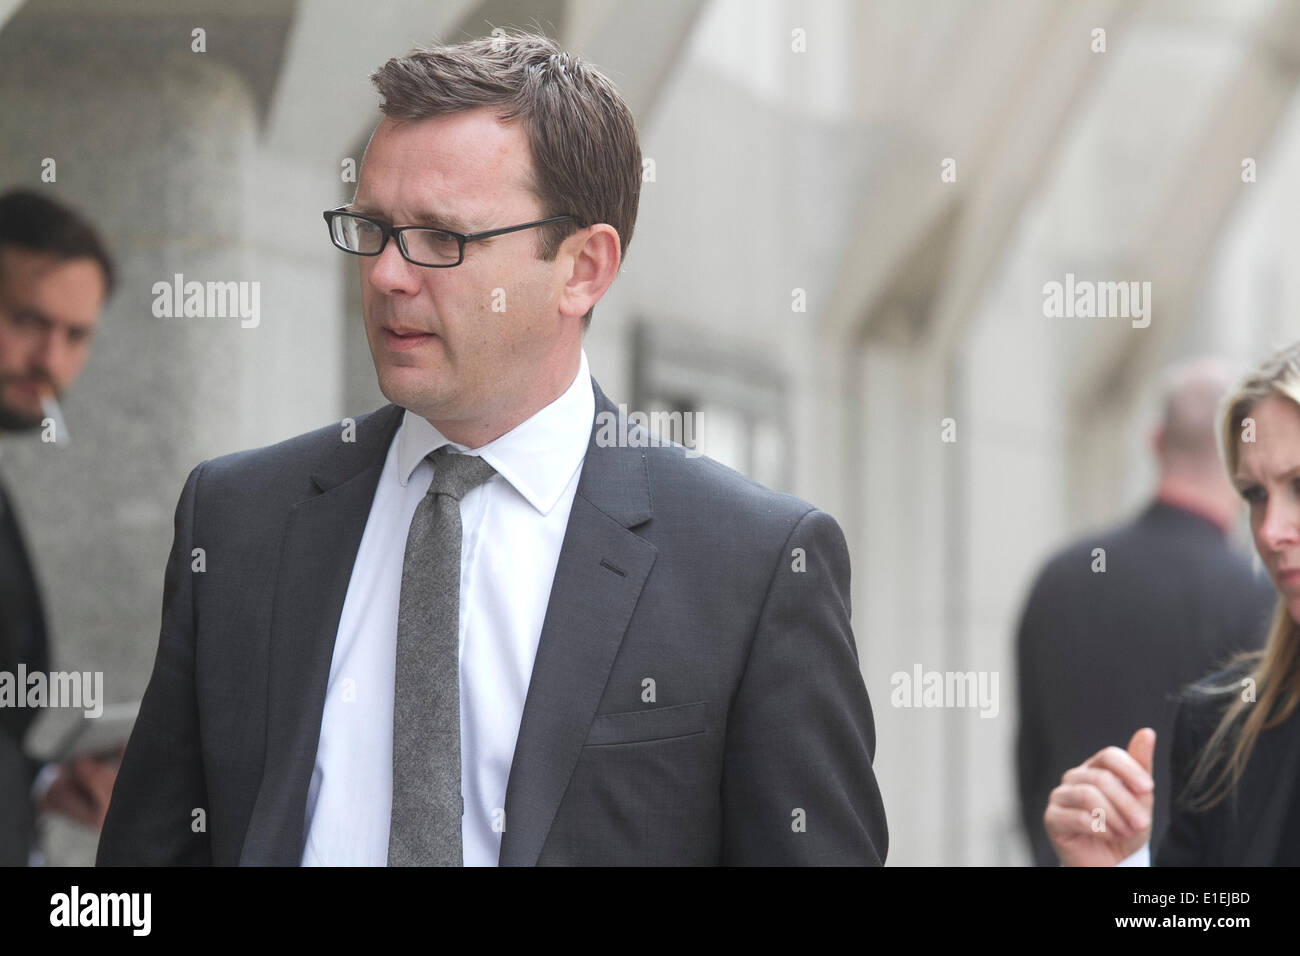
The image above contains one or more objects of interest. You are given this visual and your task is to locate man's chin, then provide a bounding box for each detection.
[0,402,46,432]
[376,369,452,416]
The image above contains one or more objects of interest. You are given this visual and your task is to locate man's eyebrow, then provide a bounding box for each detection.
[347,204,474,233]
[8,305,53,328]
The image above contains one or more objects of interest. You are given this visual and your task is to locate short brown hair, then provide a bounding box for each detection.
[0,189,115,298]
[371,32,642,331]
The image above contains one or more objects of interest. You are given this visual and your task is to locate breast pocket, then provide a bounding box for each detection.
[584,700,708,746]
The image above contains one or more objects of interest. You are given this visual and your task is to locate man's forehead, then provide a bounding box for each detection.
[356,112,535,220]
[0,246,62,291]
[1,244,89,278]
[0,246,105,321]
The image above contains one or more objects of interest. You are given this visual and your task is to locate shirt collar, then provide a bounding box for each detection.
[395,348,594,516]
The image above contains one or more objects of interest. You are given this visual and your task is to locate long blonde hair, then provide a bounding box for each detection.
[1180,342,1300,812]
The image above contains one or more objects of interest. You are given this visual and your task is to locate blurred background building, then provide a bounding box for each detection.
[2,0,1298,864]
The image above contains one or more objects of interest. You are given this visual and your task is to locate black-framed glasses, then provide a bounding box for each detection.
[323,206,579,267]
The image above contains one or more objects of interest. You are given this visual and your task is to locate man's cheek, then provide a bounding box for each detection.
[61,353,91,390]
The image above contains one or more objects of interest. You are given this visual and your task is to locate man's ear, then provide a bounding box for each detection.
[557,224,620,322]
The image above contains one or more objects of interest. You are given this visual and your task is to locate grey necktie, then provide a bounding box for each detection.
[389,445,497,866]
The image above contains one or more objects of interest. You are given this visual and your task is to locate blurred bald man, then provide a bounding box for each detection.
[1015,358,1276,866]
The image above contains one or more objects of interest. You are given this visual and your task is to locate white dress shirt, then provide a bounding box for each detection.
[302,348,595,866]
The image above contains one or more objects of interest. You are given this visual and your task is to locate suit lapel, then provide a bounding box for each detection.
[498,381,657,866]
[240,404,404,865]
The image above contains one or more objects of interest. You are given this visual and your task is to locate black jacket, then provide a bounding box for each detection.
[0,475,50,866]
[1157,661,1300,865]
[1016,500,1275,866]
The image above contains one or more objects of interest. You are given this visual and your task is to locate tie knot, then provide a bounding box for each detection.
[426,446,497,501]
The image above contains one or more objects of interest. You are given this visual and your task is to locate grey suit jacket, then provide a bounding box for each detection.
[96,379,888,865]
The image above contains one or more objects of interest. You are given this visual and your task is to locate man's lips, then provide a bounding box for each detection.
[4,379,47,400]
[381,326,438,351]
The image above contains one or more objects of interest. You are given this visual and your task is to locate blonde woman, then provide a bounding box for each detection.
[1045,342,1300,866]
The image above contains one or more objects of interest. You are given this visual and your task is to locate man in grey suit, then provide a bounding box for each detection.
[97,34,887,866]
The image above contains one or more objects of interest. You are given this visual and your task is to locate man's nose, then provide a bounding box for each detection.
[366,236,424,294]
[29,326,57,376]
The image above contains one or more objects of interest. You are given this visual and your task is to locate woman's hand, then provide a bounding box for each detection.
[1043,728,1155,866]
